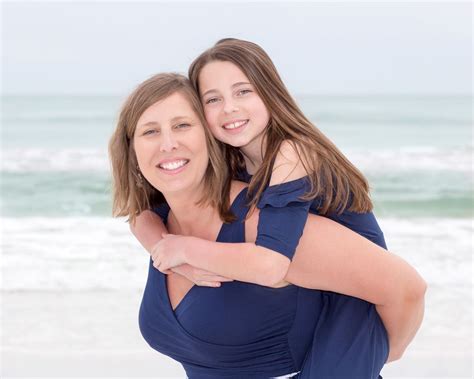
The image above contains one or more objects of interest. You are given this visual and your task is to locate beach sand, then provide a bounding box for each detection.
[1,290,472,378]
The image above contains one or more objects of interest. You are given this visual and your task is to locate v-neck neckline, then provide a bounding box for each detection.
[163,187,248,317]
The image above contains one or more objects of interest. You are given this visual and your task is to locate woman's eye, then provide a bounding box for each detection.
[205,97,219,104]
[143,129,158,136]
[174,123,190,130]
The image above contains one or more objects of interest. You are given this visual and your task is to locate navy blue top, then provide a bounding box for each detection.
[146,186,388,378]
[238,170,387,260]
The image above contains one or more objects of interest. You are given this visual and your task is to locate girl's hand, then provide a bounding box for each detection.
[151,233,190,273]
[171,264,234,287]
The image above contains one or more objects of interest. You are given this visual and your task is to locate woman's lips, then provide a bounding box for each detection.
[156,159,190,175]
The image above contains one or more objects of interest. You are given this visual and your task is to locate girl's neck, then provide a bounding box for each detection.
[240,134,265,175]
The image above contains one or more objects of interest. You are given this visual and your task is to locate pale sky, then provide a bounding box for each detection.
[2,1,472,95]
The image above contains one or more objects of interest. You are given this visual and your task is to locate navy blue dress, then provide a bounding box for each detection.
[141,188,327,378]
[145,181,389,378]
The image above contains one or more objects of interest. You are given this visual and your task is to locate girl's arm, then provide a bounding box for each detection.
[130,210,235,286]
[129,210,168,253]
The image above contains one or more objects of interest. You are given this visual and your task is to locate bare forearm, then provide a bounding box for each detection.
[184,238,290,287]
[377,288,426,362]
[129,210,168,253]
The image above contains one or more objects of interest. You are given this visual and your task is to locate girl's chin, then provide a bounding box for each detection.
[222,136,250,148]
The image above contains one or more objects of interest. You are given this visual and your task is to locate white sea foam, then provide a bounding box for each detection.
[1,217,147,291]
[2,146,472,173]
[1,216,471,291]
[345,145,473,173]
[1,148,109,172]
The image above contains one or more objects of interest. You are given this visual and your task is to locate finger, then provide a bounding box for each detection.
[197,281,221,288]
[204,276,234,282]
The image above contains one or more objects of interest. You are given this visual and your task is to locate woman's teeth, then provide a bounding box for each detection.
[159,160,189,170]
[223,120,248,130]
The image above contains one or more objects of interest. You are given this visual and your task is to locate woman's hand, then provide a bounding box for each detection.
[171,264,234,287]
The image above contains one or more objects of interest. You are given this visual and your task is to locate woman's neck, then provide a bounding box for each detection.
[165,188,220,239]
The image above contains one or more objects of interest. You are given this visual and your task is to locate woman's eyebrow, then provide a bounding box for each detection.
[137,121,159,130]
[170,116,191,123]
[201,88,217,98]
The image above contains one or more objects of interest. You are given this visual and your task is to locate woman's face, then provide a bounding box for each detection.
[198,60,270,152]
[133,92,209,196]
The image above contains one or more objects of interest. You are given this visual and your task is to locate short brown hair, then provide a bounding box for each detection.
[109,73,234,224]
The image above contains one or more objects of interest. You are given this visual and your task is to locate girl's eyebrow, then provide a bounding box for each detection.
[201,82,252,98]
[231,81,251,88]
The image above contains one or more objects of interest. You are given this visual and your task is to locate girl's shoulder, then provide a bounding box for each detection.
[270,139,310,186]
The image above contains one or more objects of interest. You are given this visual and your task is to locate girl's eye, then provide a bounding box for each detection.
[237,89,251,96]
[205,97,219,105]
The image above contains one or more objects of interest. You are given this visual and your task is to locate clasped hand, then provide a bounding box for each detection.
[150,234,234,287]
[151,233,189,273]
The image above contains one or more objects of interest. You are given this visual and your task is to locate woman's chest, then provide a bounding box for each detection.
[174,280,299,345]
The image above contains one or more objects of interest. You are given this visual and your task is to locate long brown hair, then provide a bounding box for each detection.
[189,38,373,214]
[109,73,235,224]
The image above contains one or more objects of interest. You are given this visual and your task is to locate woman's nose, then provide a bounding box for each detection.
[159,132,178,152]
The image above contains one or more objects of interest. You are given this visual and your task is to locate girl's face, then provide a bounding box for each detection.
[133,92,209,196]
[198,60,270,153]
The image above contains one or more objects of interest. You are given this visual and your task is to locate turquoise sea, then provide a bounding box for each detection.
[2,95,471,219]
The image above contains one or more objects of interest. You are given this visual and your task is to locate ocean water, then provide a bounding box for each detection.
[1,95,472,374]
[1,94,472,285]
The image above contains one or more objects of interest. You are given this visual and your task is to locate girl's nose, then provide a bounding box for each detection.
[223,99,239,114]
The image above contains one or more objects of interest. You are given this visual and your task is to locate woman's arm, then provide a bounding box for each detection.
[281,214,427,362]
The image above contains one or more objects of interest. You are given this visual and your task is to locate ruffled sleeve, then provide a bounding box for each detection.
[255,176,313,260]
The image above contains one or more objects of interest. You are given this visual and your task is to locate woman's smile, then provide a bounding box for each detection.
[157,158,190,175]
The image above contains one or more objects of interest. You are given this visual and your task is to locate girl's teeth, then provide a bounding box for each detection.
[224,120,247,129]
[159,160,188,170]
